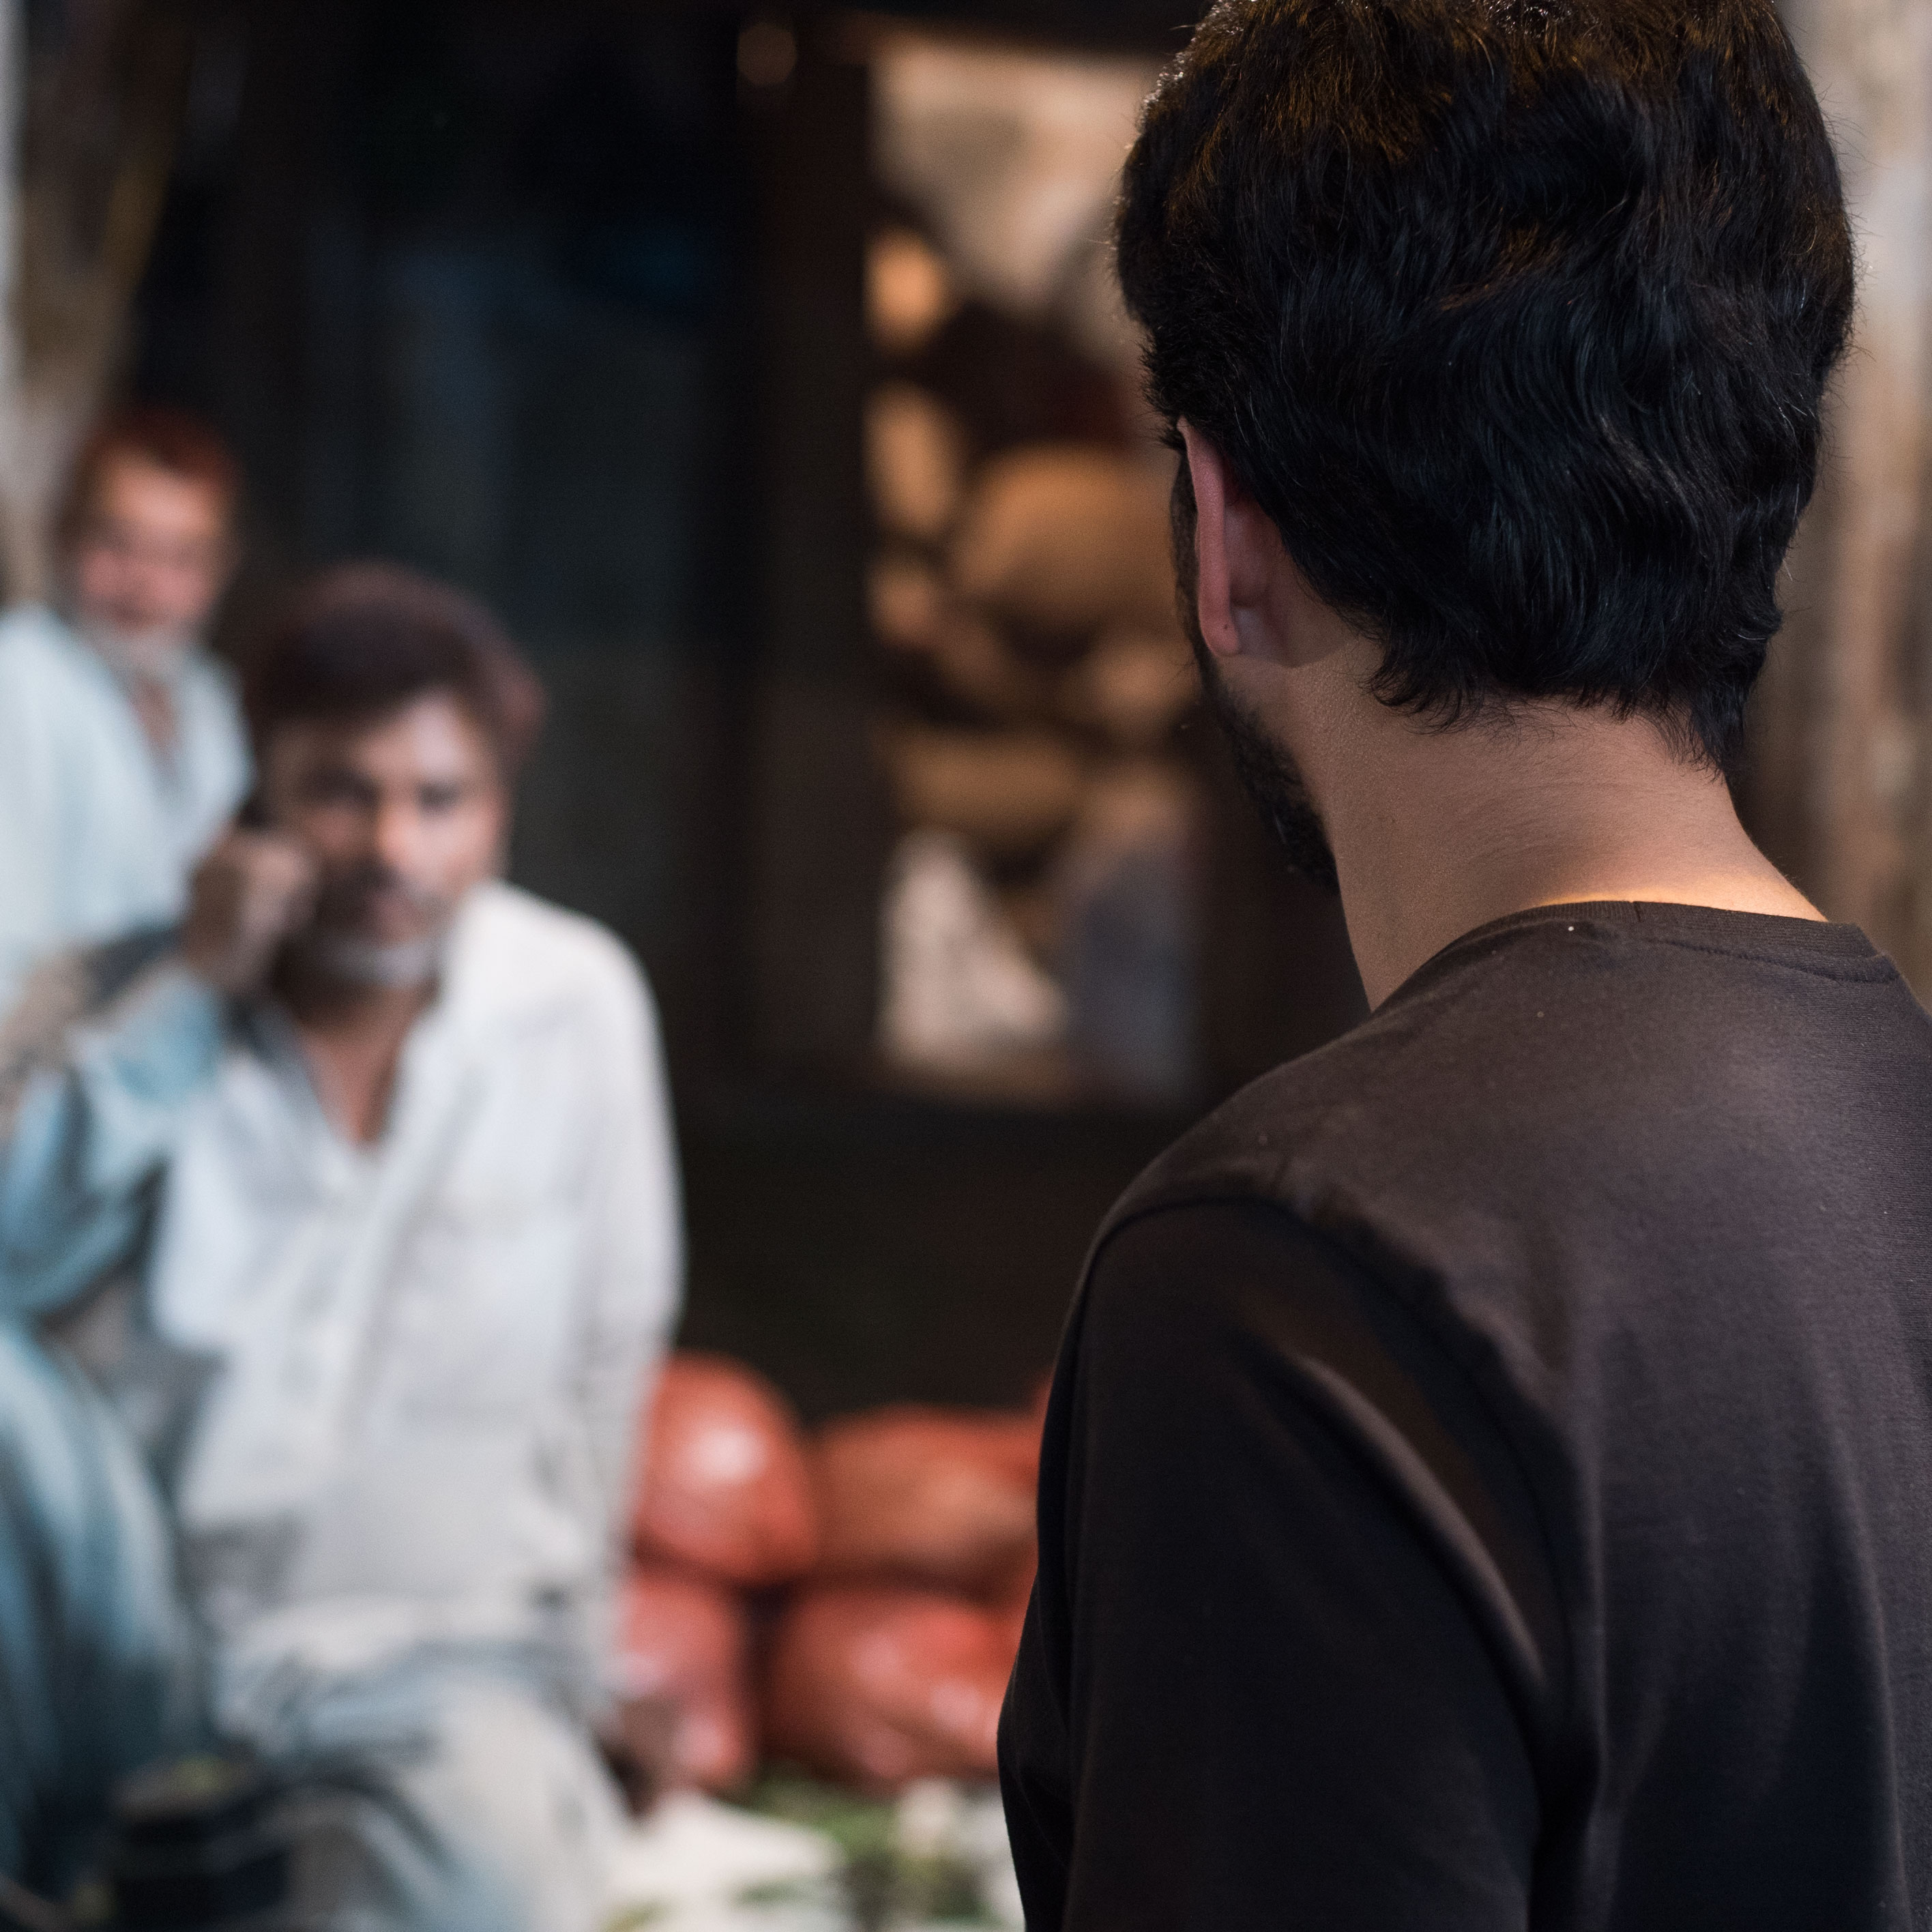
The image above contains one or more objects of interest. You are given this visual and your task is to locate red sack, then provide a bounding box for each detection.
[616,1565,757,1794]
[811,1405,1040,1598]
[633,1353,819,1587]
[765,1584,1017,1790]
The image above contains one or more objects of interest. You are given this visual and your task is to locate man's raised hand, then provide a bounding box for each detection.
[181,828,317,995]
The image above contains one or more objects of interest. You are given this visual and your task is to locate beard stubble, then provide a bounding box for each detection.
[1169,458,1341,894]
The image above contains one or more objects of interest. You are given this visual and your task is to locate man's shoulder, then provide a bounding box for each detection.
[1092,902,1932,1379]
[1104,902,1922,1249]
[1100,1016,1409,1250]
[0,602,70,652]
[0,606,92,703]
[452,882,654,1033]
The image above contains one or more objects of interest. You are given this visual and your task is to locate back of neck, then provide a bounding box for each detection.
[1321,705,1821,1007]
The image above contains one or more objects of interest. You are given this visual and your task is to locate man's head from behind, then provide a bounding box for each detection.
[244,564,544,985]
[1120,0,1854,869]
[59,405,239,674]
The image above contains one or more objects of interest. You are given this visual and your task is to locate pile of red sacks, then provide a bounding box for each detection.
[618,1351,1043,1794]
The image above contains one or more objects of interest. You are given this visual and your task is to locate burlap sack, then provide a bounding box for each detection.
[616,1564,757,1794]
[632,1353,819,1589]
[765,1584,1017,1790]
[810,1405,1040,1599]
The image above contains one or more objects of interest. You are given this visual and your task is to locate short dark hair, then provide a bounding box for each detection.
[244,562,545,772]
[1118,0,1855,769]
[58,403,241,552]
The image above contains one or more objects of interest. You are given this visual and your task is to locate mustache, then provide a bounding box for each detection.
[314,864,449,923]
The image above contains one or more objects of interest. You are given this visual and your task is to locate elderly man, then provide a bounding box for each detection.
[0,564,682,1931]
[0,405,249,1015]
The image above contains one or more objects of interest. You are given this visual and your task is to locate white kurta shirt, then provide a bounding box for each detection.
[0,604,251,1015]
[0,882,682,1731]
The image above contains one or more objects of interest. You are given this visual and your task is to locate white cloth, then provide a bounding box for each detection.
[0,603,250,1016]
[273,1664,627,1932]
[0,882,683,1734]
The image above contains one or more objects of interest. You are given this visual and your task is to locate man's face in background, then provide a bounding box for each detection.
[68,454,233,673]
[259,692,507,985]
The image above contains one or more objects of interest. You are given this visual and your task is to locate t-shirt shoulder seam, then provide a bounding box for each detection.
[1414,918,1892,992]
[1616,931,1895,983]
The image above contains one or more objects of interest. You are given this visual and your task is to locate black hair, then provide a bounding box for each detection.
[1117,0,1855,769]
[244,561,544,772]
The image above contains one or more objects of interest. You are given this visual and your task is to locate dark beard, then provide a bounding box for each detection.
[1171,460,1340,892]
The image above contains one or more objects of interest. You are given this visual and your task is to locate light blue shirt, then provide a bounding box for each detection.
[0,1319,196,1892]
[0,604,250,1015]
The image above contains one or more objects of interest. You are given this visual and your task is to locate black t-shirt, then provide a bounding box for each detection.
[1000,902,1932,1931]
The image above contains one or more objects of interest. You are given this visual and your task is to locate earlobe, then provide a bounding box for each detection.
[1180,422,1242,659]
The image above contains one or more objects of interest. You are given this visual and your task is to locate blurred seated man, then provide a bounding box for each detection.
[0,405,249,1016]
[0,564,683,1931]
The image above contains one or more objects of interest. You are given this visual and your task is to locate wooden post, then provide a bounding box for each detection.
[742,18,894,1072]
[0,0,191,604]
[1750,0,1932,992]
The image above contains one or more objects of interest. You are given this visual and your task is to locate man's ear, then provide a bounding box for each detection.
[1180,424,1240,659]
[1180,423,1287,662]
